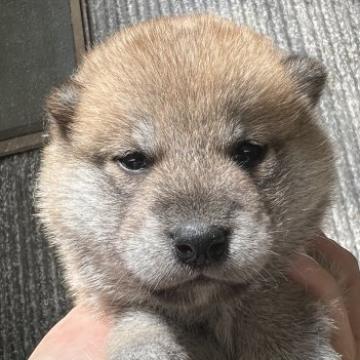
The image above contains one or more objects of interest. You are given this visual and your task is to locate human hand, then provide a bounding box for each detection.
[288,232,360,360]
[29,305,110,360]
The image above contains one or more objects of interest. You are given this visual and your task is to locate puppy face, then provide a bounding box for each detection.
[38,15,334,309]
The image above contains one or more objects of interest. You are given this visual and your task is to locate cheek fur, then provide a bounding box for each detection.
[208,210,273,283]
[229,211,273,265]
[38,158,124,247]
[118,213,190,289]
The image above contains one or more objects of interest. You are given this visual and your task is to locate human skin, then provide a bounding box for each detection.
[287,233,360,360]
[29,233,360,360]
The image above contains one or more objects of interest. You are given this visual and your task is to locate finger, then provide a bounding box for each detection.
[313,233,360,346]
[29,305,110,360]
[288,253,357,360]
[313,232,360,287]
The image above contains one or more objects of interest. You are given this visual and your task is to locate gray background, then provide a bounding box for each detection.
[1,0,359,359]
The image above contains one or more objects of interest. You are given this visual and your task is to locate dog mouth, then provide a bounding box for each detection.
[151,274,251,300]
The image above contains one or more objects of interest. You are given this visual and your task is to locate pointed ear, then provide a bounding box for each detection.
[282,55,327,105]
[45,79,81,139]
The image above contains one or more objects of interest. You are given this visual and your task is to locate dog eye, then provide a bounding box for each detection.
[230,141,267,169]
[115,151,151,172]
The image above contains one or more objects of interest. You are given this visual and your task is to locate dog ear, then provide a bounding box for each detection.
[282,55,327,106]
[45,79,81,140]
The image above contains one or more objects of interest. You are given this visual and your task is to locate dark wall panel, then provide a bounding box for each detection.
[0,1,76,141]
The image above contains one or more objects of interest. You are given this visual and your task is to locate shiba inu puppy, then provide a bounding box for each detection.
[38,14,338,359]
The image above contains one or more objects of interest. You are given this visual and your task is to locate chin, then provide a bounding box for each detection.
[150,274,252,308]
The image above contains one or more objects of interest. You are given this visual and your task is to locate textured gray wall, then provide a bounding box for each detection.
[0,150,70,359]
[1,1,359,359]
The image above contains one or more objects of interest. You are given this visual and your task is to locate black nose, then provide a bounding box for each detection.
[171,223,229,267]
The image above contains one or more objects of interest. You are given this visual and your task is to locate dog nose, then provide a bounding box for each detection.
[171,223,229,267]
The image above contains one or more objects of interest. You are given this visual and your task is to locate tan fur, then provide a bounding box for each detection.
[37,14,338,359]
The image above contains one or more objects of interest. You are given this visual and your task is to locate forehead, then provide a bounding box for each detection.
[72,16,302,152]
